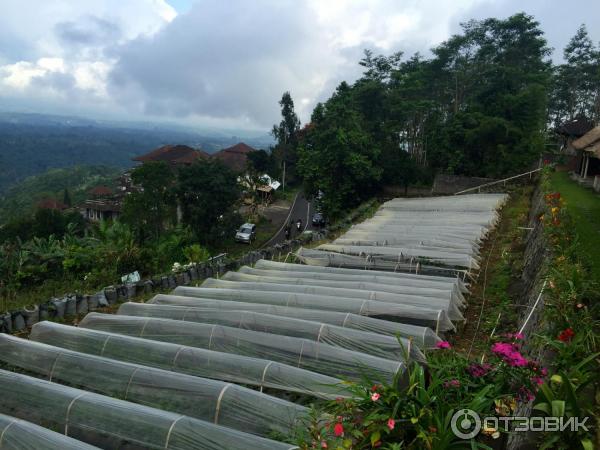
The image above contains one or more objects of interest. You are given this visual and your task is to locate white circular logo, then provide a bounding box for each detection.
[451,408,482,439]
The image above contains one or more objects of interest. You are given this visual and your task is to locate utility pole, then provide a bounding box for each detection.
[282,133,287,192]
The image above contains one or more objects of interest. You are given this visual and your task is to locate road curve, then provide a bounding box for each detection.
[262,191,314,247]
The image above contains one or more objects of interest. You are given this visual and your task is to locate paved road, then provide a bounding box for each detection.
[262,191,314,247]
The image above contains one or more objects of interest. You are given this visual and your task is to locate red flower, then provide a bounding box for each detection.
[333,423,344,437]
[558,328,574,342]
[387,418,396,430]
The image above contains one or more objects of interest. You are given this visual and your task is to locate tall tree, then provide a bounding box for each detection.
[121,162,175,243]
[549,25,600,125]
[63,188,72,207]
[271,92,301,189]
[298,83,382,218]
[176,159,240,246]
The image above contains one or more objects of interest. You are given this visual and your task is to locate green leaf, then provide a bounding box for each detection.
[533,403,551,415]
[580,439,593,450]
[370,431,381,446]
[550,400,565,417]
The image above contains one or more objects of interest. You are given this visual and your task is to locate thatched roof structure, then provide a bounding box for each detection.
[572,126,600,158]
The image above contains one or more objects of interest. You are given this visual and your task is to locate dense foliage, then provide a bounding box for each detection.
[0,159,243,310]
[296,13,553,218]
[299,335,546,449]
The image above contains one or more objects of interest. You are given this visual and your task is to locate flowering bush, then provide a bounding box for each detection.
[531,169,600,449]
[298,335,546,449]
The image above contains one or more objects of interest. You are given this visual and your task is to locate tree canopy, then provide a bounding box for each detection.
[296,13,555,216]
[176,159,241,245]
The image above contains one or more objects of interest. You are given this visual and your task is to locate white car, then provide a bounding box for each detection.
[235,223,256,244]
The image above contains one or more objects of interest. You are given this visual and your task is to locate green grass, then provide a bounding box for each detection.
[453,186,531,355]
[550,171,600,279]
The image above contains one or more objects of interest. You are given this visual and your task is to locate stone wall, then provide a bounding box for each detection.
[505,184,550,450]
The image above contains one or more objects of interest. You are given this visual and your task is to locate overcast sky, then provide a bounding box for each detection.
[0,0,598,133]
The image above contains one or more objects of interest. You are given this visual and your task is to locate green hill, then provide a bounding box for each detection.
[0,165,122,222]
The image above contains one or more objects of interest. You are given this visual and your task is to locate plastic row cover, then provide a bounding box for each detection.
[117,302,425,361]
[200,278,465,322]
[333,236,475,252]
[315,194,508,270]
[236,266,464,301]
[171,287,455,333]
[30,322,350,399]
[380,194,507,211]
[294,248,468,279]
[316,243,479,270]
[79,313,405,384]
[231,268,466,311]
[146,296,442,347]
[254,260,468,293]
[0,413,100,450]
[0,370,296,450]
[0,334,305,438]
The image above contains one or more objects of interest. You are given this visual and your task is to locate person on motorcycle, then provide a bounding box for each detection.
[284,223,291,240]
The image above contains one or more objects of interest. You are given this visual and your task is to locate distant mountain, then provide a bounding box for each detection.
[0,112,273,194]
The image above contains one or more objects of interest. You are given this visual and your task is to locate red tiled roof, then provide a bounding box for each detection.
[37,198,68,210]
[211,142,257,172]
[89,185,113,197]
[133,145,209,164]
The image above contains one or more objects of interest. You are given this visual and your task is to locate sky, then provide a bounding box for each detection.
[0,0,598,133]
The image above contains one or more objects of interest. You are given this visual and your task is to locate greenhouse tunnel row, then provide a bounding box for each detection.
[0,194,506,449]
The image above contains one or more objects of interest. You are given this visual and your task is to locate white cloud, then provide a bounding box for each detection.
[0,0,175,113]
[108,0,493,128]
[0,0,599,130]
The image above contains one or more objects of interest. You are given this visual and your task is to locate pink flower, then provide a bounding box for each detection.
[443,379,461,388]
[371,392,380,401]
[467,363,492,377]
[531,376,544,386]
[435,341,451,349]
[516,386,535,403]
[491,342,529,367]
[321,441,328,448]
[333,423,344,437]
[387,418,395,430]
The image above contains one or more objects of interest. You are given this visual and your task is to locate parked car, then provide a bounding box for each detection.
[312,212,326,227]
[235,223,256,244]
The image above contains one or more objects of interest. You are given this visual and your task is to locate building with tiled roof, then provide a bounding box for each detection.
[211,142,257,172]
[37,198,68,211]
[89,185,113,198]
[132,145,209,166]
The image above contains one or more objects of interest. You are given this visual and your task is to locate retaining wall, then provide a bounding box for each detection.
[506,184,550,450]
[0,232,326,334]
